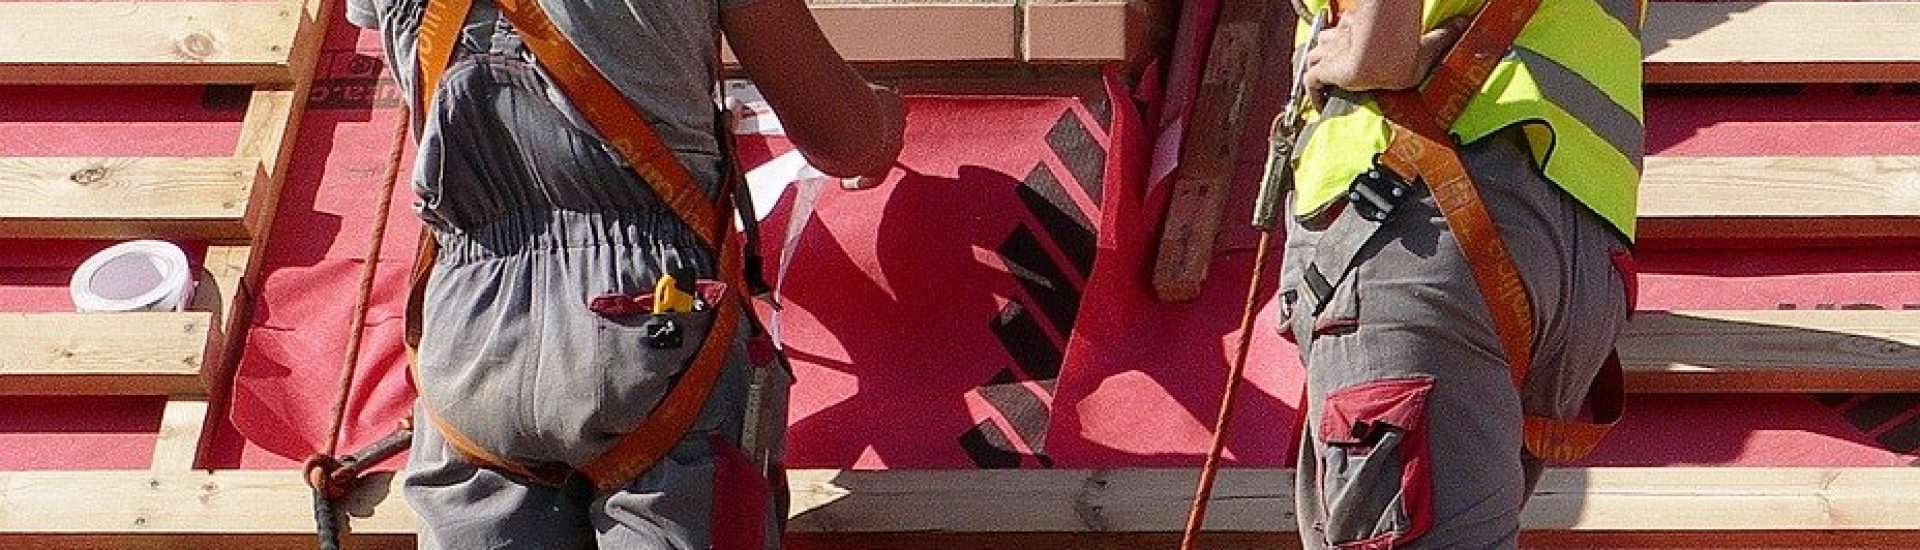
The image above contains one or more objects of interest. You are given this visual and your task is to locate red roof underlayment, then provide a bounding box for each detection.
[4,11,1919,476]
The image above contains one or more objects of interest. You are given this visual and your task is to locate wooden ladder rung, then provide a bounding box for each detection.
[1024,1,1127,62]
[0,245,249,397]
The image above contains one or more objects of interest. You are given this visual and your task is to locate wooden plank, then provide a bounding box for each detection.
[192,0,331,383]
[1621,310,1920,393]
[1025,1,1128,62]
[0,2,297,84]
[792,467,1920,535]
[3,468,1918,548]
[1646,3,1920,84]
[191,245,253,388]
[723,2,1018,64]
[0,312,209,396]
[0,470,415,542]
[814,2,1018,62]
[0,157,265,240]
[1638,156,1920,241]
[149,398,211,471]
[1150,0,1281,302]
[0,247,245,397]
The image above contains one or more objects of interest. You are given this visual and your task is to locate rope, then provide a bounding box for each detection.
[322,104,412,458]
[1179,230,1276,549]
[309,104,412,550]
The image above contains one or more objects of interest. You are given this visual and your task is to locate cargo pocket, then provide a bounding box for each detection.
[579,281,732,445]
[1317,377,1434,549]
[1608,249,1638,315]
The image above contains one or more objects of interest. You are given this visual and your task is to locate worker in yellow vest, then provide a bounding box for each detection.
[1277,0,1642,546]
[347,0,902,546]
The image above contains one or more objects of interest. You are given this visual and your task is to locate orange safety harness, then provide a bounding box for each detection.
[1356,0,1625,462]
[407,0,757,492]
[1183,0,1625,545]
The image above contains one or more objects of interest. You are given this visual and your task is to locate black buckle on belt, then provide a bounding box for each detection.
[1347,164,1415,223]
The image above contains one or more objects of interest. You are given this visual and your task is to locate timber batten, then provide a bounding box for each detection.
[0,312,209,396]
[1621,311,1920,393]
[0,2,299,84]
[0,157,265,240]
[1645,3,1920,84]
[1639,156,1920,241]
[3,468,1918,547]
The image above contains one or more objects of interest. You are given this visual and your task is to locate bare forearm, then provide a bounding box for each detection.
[723,0,903,177]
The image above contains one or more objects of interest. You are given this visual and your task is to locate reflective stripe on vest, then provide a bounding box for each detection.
[1290,0,1644,238]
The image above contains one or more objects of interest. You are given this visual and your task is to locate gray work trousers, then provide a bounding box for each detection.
[1281,128,1634,549]
[401,36,783,549]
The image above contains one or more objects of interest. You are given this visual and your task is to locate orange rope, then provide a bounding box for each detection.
[322,105,412,458]
[1180,229,1275,549]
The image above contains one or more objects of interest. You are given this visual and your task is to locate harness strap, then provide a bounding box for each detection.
[414,0,470,116]
[406,0,752,491]
[1324,0,1621,461]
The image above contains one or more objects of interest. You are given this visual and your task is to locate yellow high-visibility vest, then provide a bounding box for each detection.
[1291,0,1645,238]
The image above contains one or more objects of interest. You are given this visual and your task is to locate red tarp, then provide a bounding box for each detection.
[4,13,1919,472]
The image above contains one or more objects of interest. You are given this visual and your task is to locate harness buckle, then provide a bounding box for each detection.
[1347,164,1415,223]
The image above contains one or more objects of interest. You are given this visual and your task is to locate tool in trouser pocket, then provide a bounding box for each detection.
[404,0,792,496]
[1180,10,1326,550]
[637,251,702,349]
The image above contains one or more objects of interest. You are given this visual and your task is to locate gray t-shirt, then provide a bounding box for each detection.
[347,0,755,188]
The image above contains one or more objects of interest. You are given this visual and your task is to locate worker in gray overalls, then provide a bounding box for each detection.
[1277,0,1643,547]
[345,0,903,546]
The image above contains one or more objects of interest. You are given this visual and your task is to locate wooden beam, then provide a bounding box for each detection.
[730,0,1148,66]
[191,245,254,391]
[792,467,1920,537]
[195,0,332,384]
[0,312,209,396]
[1646,3,1920,84]
[149,398,211,471]
[1621,310,1920,393]
[1025,1,1128,62]
[722,2,1020,64]
[3,468,1918,548]
[815,2,1018,62]
[0,157,265,240]
[1150,0,1282,302]
[0,470,414,546]
[0,2,298,84]
[1638,156,1920,242]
